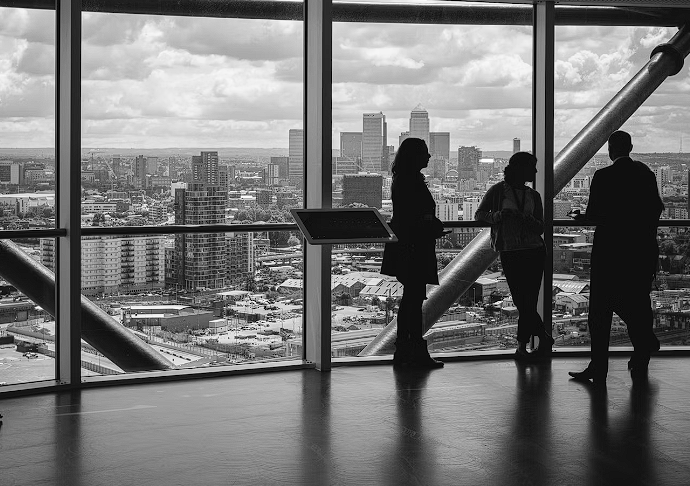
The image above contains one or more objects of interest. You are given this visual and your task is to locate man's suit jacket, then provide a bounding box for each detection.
[585,156,664,282]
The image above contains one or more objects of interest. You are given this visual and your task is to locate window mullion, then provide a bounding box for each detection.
[56,0,82,386]
[303,0,333,371]
[534,1,555,339]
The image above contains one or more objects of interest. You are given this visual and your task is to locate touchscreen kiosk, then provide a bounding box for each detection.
[290,208,398,245]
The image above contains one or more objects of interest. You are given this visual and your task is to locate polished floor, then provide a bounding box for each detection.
[1,357,690,486]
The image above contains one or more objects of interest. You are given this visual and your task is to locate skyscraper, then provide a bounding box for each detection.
[146,156,159,175]
[399,131,410,148]
[169,151,227,291]
[342,173,383,208]
[362,112,387,173]
[192,151,219,185]
[513,138,521,154]
[409,104,430,147]
[458,146,482,180]
[134,155,146,180]
[288,129,304,181]
[430,132,450,160]
[270,156,289,180]
[340,132,363,160]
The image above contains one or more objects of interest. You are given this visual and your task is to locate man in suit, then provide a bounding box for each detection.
[569,131,664,384]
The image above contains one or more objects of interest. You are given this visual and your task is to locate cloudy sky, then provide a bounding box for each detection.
[0,6,688,153]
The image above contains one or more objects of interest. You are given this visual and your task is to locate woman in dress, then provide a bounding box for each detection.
[381,137,446,369]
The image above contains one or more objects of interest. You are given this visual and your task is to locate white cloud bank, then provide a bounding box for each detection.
[0,8,688,153]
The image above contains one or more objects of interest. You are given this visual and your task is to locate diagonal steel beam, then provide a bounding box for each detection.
[0,239,175,372]
[360,25,690,356]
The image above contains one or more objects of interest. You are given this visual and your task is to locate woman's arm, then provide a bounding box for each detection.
[524,190,544,235]
[474,184,501,224]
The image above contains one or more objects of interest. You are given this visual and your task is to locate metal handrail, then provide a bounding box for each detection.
[3,219,690,241]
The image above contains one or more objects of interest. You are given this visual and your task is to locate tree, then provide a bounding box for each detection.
[287,235,301,247]
[660,239,678,255]
[269,231,290,247]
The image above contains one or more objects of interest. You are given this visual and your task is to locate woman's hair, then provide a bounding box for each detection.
[391,137,428,176]
[504,151,537,186]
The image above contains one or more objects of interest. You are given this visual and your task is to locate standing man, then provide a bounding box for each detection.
[569,131,664,384]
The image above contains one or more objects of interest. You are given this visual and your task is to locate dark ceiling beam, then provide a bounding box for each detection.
[2,1,688,27]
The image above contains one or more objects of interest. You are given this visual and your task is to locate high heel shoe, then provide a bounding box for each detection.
[514,348,534,362]
[408,355,444,369]
[531,333,555,359]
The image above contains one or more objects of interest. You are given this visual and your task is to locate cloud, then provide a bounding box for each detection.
[0,9,688,152]
[0,8,53,45]
[157,17,302,61]
[16,42,54,76]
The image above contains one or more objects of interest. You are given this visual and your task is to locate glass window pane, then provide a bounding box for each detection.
[81,11,304,227]
[555,22,690,351]
[74,230,302,376]
[0,7,56,227]
[79,9,304,376]
[0,238,57,385]
[332,2,533,357]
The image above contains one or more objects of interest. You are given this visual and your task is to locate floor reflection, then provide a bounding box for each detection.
[300,371,333,486]
[383,368,437,486]
[498,359,553,485]
[585,375,659,485]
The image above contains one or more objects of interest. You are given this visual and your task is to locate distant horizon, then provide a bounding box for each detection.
[6,147,690,157]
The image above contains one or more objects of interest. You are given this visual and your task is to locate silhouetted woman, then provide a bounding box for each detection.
[475,152,553,360]
[381,138,446,369]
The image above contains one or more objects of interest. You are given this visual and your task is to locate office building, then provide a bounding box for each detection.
[362,112,387,173]
[513,137,521,154]
[227,232,256,286]
[554,199,576,219]
[430,132,450,160]
[41,235,166,297]
[462,197,482,221]
[288,129,304,182]
[340,132,362,160]
[333,157,359,175]
[428,157,447,179]
[399,131,409,148]
[146,156,159,175]
[192,151,219,185]
[342,173,383,208]
[458,146,482,181]
[134,155,146,181]
[270,156,290,179]
[169,151,227,291]
[266,163,280,185]
[434,194,461,221]
[255,189,273,207]
[409,104,430,147]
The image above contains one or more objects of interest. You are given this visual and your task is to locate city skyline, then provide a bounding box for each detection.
[1,9,689,153]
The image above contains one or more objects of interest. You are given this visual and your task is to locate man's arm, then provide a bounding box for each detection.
[578,171,603,225]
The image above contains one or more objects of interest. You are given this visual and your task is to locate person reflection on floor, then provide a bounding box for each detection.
[382,368,437,485]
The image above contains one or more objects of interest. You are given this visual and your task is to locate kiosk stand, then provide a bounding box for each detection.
[290,208,397,370]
